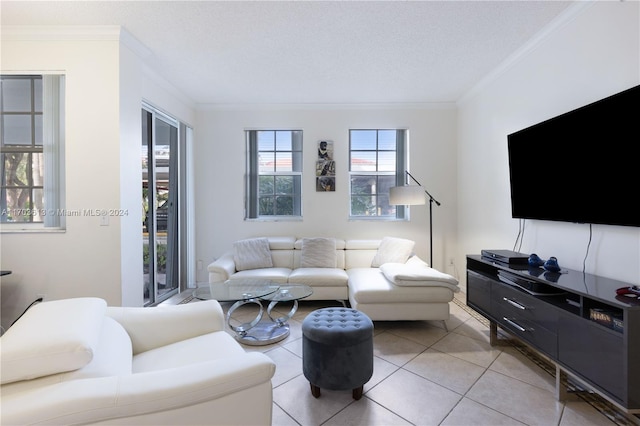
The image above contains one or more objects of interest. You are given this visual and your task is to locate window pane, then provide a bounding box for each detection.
[351,151,376,172]
[350,130,377,150]
[258,152,275,173]
[378,151,396,171]
[3,115,32,145]
[259,196,274,215]
[258,176,275,195]
[351,175,374,195]
[257,131,274,151]
[351,195,376,216]
[275,195,293,215]
[3,187,32,221]
[275,176,293,194]
[1,79,32,112]
[275,152,292,172]
[3,152,29,186]
[275,131,292,151]
[378,130,396,150]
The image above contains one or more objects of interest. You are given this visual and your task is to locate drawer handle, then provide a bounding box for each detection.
[502,317,527,332]
[503,297,526,310]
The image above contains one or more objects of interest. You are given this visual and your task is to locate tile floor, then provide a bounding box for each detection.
[169,292,634,426]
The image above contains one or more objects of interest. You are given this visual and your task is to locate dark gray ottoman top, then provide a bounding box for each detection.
[302,308,373,346]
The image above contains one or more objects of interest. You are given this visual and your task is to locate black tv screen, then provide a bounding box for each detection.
[507,84,640,227]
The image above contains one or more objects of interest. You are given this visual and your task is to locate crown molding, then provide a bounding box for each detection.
[457,1,596,106]
[198,101,457,111]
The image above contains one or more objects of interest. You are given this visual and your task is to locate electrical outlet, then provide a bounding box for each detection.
[36,293,46,302]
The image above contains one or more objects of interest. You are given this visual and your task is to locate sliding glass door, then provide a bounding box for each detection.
[142,107,180,305]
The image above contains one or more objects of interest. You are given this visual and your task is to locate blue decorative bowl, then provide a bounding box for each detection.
[543,256,561,273]
[528,253,545,267]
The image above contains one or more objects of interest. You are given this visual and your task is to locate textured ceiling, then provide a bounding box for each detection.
[1,1,576,106]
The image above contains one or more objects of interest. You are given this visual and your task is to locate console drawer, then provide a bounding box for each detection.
[494,304,558,358]
[492,283,559,333]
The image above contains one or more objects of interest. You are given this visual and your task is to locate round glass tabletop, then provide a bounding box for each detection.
[193,279,280,302]
[260,284,313,302]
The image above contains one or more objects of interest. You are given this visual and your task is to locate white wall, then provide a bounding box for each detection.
[0,30,124,327]
[457,1,640,290]
[0,27,196,327]
[194,105,458,281]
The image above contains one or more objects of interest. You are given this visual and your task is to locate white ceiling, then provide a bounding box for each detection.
[1,1,576,106]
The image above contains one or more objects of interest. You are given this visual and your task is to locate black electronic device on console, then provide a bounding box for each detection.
[481,249,529,265]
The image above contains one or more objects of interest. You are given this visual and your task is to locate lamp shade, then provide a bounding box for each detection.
[389,185,426,206]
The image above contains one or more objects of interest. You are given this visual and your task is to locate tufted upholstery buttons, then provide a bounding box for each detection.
[302,308,374,400]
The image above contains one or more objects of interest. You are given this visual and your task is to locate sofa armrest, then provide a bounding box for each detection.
[208,252,236,282]
[106,300,225,354]
[0,352,275,425]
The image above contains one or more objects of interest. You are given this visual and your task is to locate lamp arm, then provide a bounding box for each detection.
[405,171,441,206]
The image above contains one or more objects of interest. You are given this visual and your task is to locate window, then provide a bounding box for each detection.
[1,75,65,229]
[349,129,407,219]
[246,130,302,219]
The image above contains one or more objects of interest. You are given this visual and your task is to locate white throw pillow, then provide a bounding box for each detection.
[1,297,107,384]
[300,237,337,268]
[233,237,274,271]
[371,237,415,267]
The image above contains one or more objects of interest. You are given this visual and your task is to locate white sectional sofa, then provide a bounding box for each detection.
[208,236,459,322]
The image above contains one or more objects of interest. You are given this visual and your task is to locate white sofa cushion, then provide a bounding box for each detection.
[371,237,415,267]
[289,267,348,287]
[300,237,337,268]
[233,237,273,271]
[1,297,106,384]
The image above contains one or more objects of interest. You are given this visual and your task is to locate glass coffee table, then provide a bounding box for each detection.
[194,280,313,346]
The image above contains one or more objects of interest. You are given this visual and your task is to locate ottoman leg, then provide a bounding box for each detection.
[352,385,363,400]
[310,383,321,398]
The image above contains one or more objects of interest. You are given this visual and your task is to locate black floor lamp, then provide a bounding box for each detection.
[389,171,441,266]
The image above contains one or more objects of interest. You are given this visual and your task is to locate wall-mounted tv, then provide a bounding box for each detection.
[507,84,640,227]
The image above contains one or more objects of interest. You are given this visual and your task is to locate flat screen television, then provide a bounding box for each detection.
[507,84,640,227]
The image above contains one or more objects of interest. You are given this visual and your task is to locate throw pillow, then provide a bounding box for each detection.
[233,237,273,271]
[300,237,337,268]
[371,237,415,267]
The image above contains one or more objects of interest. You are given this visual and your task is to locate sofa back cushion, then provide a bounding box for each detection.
[266,236,296,268]
[1,298,107,384]
[344,240,380,269]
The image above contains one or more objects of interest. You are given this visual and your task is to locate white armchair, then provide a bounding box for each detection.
[1,297,276,425]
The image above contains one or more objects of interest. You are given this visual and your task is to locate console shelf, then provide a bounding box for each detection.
[467,255,640,412]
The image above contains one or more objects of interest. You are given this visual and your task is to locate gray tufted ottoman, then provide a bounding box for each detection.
[302,307,374,400]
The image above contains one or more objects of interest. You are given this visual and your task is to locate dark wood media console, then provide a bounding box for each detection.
[466,255,640,412]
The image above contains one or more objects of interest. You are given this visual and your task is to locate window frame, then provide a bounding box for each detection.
[349,128,408,220]
[245,129,303,221]
[1,74,65,232]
